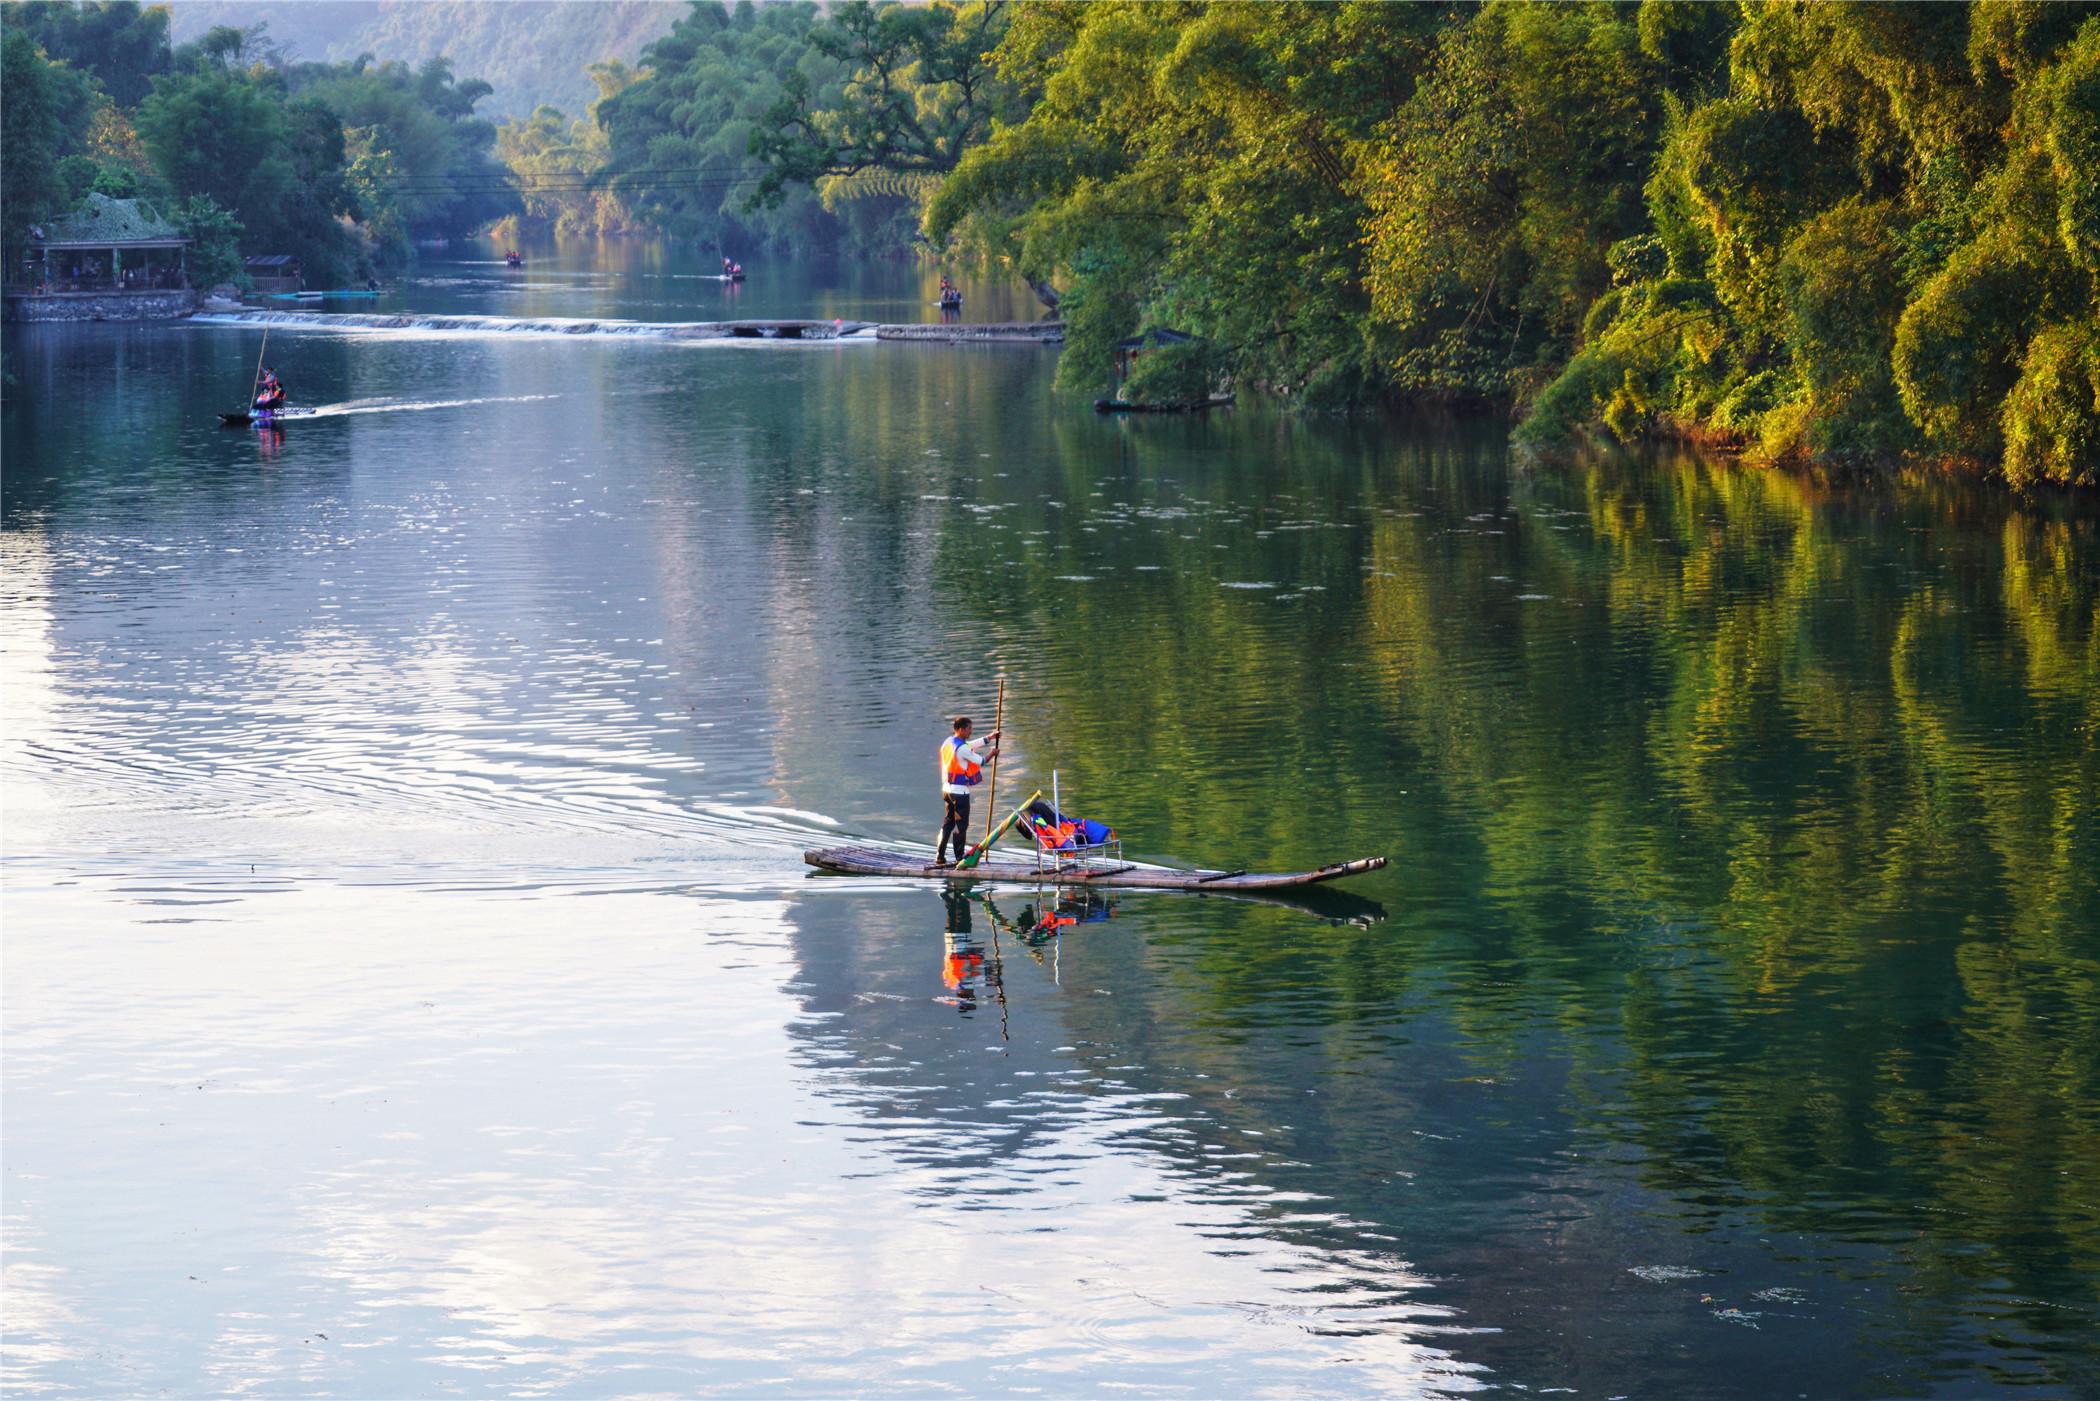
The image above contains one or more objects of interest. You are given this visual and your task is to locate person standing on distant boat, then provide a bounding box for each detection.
[935,715,999,866]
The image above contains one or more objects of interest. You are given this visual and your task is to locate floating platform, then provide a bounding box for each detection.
[805,846,1383,891]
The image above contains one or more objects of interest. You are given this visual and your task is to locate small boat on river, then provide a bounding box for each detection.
[219,406,312,425]
[814,722,1377,898]
[805,846,1384,892]
[814,738,1383,899]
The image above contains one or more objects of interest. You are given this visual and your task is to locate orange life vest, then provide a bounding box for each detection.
[940,735,982,787]
[1036,819,1083,850]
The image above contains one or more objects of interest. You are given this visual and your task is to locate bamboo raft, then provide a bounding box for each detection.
[804,846,1384,891]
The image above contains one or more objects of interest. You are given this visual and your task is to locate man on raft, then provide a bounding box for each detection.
[935,715,1000,866]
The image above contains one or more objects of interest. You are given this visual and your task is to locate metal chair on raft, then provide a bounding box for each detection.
[1013,797,1122,878]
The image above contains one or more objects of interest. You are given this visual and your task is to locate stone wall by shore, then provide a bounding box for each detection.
[3,290,200,323]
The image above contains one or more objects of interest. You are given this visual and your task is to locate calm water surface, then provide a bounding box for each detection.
[4,240,2097,1398]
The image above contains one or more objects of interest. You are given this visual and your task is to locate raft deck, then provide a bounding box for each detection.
[805,846,1384,891]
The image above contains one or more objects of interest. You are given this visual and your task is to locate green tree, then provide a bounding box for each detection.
[135,63,293,224]
[748,0,1014,209]
[343,125,413,266]
[2001,319,2100,487]
[4,0,170,107]
[291,55,516,239]
[169,193,244,289]
[592,1,899,252]
[1,29,91,271]
[136,52,363,285]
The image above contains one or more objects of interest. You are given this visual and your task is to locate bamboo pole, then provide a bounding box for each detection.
[248,326,269,410]
[980,674,1005,847]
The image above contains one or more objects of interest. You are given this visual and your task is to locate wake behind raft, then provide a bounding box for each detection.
[805,793,1385,893]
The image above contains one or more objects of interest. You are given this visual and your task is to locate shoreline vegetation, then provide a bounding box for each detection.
[3,1,514,292]
[3,1,2095,490]
[513,0,2099,490]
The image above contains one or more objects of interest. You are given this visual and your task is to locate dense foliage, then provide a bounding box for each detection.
[8,0,169,105]
[3,1,513,288]
[1523,1,2100,486]
[926,2,1443,403]
[587,2,872,250]
[493,68,635,240]
[499,0,2093,482]
[286,55,516,259]
[496,0,1011,254]
[910,0,2099,485]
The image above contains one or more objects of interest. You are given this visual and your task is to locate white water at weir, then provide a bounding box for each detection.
[191,309,879,343]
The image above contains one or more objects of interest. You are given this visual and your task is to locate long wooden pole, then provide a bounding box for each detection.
[980,674,1005,847]
[248,326,269,409]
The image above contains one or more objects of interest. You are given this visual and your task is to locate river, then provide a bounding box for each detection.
[4,240,2096,1398]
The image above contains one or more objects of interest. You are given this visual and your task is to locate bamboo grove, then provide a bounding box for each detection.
[589,0,2100,487]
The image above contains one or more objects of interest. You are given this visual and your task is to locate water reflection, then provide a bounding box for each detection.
[2,876,1484,1397]
[937,887,994,1018]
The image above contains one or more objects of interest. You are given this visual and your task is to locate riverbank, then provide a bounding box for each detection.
[1515,415,2098,499]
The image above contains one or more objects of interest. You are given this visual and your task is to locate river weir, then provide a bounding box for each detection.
[192,307,1065,344]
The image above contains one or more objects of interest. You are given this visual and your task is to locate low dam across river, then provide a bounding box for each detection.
[189,309,1064,345]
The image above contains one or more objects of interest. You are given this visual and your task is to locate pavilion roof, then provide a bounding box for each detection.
[33,194,188,250]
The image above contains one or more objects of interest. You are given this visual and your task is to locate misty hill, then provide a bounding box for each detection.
[165,1,685,119]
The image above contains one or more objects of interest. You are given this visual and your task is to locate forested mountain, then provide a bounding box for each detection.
[164,0,682,118]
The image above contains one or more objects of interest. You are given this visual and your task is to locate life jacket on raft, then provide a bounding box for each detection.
[1018,798,1113,851]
